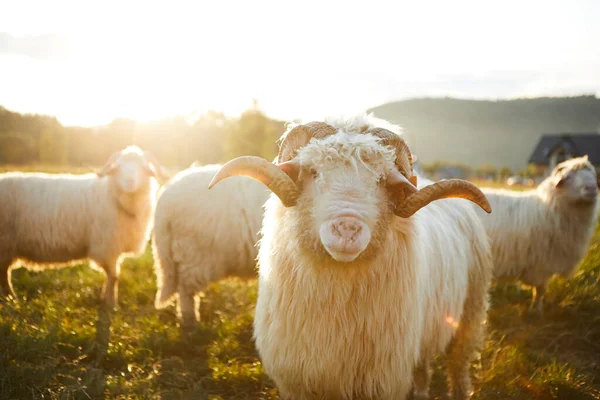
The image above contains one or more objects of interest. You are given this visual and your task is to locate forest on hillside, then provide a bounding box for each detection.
[1,95,599,172]
[0,102,286,169]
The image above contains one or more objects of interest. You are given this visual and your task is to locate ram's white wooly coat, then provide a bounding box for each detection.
[152,164,270,326]
[0,146,165,307]
[209,114,494,400]
[474,156,599,315]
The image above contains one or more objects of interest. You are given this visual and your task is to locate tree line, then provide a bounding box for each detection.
[0,101,287,168]
[0,101,541,179]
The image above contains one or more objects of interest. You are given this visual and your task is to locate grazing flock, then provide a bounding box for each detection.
[0,114,598,399]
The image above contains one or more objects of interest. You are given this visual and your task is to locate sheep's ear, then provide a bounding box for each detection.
[142,151,170,183]
[97,150,123,177]
[145,163,170,183]
[387,169,418,202]
[277,160,301,182]
[554,173,570,188]
[96,163,118,177]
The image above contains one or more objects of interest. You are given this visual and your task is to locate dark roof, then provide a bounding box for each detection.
[528,133,600,165]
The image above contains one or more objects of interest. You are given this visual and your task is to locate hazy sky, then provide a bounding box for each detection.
[1,0,599,126]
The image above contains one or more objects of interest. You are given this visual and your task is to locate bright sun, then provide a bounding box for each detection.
[1,0,599,126]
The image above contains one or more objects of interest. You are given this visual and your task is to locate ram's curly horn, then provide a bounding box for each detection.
[208,156,300,207]
[278,122,338,162]
[366,128,415,176]
[210,122,337,207]
[395,179,492,218]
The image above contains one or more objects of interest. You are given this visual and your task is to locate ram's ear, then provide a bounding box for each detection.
[277,160,301,182]
[387,169,418,202]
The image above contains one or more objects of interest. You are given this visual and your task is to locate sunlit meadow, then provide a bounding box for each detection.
[0,165,599,400]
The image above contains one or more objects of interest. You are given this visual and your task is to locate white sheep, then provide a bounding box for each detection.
[152,164,270,327]
[0,145,166,308]
[209,114,493,400]
[474,155,599,316]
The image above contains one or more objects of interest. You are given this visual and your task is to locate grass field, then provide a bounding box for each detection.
[1,168,599,399]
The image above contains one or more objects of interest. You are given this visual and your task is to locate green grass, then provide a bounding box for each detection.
[1,167,599,399]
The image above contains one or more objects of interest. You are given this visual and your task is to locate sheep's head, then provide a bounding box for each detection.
[209,121,491,262]
[549,155,598,205]
[97,145,169,193]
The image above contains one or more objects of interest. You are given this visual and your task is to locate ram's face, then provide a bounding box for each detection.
[552,156,598,204]
[208,119,492,264]
[293,133,396,262]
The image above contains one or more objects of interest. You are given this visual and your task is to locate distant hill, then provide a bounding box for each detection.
[368,96,600,171]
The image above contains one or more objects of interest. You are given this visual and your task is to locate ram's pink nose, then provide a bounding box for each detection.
[332,217,363,240]
[319,217,371,262]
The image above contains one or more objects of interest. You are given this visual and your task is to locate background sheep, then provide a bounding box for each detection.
[152,164,270,328]
[209,115,493,400]
[0,145,166,308]
[473,155,599,316]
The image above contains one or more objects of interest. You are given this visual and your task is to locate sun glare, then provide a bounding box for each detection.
[0,0,599,126]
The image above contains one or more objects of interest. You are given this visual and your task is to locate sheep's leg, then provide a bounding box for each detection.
[0,218,15,299]
[446,282,487,399]
[530,284,546,317]
[0,261,14,299]
[101,272,118,309]
[411,357,432,399]
[446,319,481,400]
[177,286,200,330]
[100,260,119,309]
